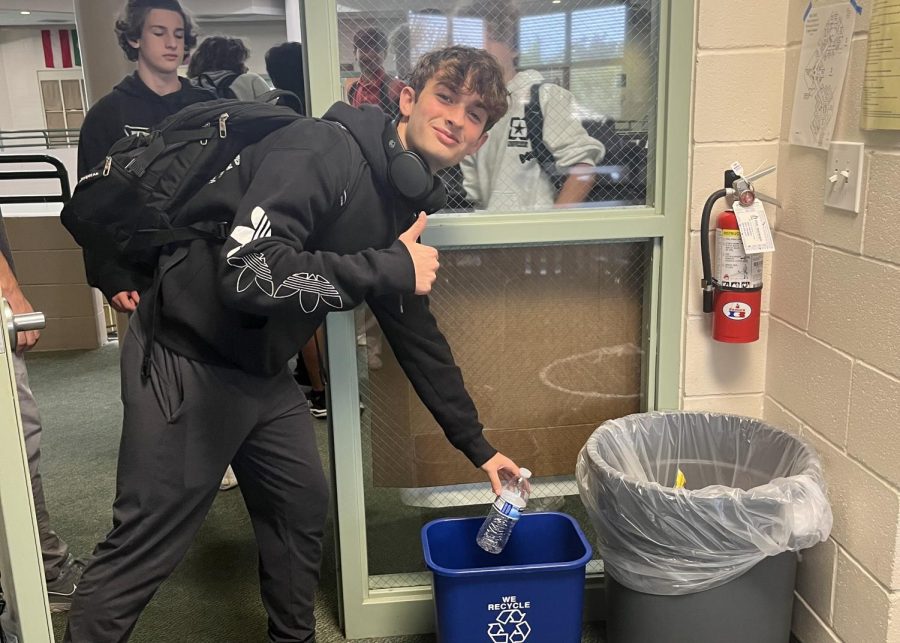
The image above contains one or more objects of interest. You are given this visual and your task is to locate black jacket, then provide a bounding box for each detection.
[77,73,214,298]
[139,102,496,467]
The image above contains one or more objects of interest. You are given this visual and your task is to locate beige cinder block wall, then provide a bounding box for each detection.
[769,2,900,642]
[685,1,899,642]
[682,0,786,417]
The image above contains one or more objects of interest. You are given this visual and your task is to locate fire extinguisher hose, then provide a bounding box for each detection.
[700,188,727,314]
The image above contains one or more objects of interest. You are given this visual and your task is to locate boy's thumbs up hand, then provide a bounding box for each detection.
[398,212,439,295]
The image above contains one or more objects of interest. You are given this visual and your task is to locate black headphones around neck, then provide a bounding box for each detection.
[382,124,435,203]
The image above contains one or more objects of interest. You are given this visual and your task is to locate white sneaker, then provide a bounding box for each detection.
[220,465,238,491]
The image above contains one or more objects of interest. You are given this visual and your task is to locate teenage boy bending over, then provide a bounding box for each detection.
[65,45,519,643]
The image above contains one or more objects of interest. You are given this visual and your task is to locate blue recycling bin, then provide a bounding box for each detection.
[422,512,592,643]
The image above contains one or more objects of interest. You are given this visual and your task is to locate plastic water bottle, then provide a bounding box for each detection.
[476,468,532,554]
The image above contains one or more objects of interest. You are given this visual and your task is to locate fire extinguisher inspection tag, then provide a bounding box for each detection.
[733,200,775,254]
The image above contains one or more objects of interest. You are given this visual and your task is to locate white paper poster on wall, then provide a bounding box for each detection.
[861,0,900,129]
[789,3,857,149]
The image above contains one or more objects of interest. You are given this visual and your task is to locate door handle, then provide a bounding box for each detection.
[5,306,45,352]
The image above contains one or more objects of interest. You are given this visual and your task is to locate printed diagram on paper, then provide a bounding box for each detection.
[789,3,856,149]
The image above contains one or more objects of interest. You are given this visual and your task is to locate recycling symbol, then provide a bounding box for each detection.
[487,608,531,642]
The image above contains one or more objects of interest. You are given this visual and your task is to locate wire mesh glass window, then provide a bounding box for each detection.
[354,241,650,588]
[336,0,659,212]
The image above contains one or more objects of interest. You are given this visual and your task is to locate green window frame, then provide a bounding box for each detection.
[302,0,692,637]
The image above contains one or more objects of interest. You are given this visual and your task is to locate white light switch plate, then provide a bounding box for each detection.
[824,141,864,213]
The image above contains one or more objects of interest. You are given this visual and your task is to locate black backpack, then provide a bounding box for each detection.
[521,84,559,185]
[61,94,302,269]
[522,83,648,203]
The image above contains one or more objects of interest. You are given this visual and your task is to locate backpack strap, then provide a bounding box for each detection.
[258,89,305,114]
[129,220,230,250]
[521,83,557,180]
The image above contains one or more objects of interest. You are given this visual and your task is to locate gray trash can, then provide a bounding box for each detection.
[576,411,832,643]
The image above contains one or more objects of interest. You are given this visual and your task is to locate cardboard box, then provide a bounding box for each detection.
[366,243,646,488]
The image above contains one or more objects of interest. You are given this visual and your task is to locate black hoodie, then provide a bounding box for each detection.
[139,102,496,467]
[77,73,215,298]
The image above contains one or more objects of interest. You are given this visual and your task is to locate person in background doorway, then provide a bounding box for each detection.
[187,35,271,100]
[74,1,228,485]
[460,0,604,211]
[347,27,405,120]
[265,41,306,114]
[76,0,213,315]
[0,214,86,616]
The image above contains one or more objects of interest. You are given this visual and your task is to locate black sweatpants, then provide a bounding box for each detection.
[64,317,328,643]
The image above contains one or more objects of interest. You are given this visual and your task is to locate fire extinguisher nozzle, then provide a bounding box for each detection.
[703,288,714,314]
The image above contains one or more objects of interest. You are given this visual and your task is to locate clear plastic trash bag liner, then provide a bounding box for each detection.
[576,411,832,595]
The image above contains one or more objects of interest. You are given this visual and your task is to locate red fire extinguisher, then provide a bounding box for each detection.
[700,168,775,343]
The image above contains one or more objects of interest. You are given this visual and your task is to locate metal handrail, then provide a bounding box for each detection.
[0,129,80,150]
[0,155,71,204]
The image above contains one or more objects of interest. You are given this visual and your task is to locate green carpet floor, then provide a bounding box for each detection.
[23,343,604,642]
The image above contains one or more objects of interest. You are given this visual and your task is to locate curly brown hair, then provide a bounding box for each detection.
[407,46,508,132]
[187,36,249,78]
[115,0,197,63]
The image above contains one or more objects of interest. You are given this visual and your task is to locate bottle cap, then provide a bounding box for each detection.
[519,467,532,479]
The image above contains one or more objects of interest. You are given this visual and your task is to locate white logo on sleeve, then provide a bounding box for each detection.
[227,206,271,257]
[226,206,344,313]
[275,273,343,313]
[229,251,275,296]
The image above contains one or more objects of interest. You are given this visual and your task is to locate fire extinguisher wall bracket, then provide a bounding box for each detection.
[702,283,715,314]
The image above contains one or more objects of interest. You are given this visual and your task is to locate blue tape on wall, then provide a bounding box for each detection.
[804,0,862,22]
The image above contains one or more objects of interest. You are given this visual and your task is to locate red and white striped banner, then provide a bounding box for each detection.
[41,29,81,68]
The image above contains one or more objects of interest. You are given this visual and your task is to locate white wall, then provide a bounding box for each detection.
[0,26,68,132]
[0,29,11,131]
[0,20,291,134]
